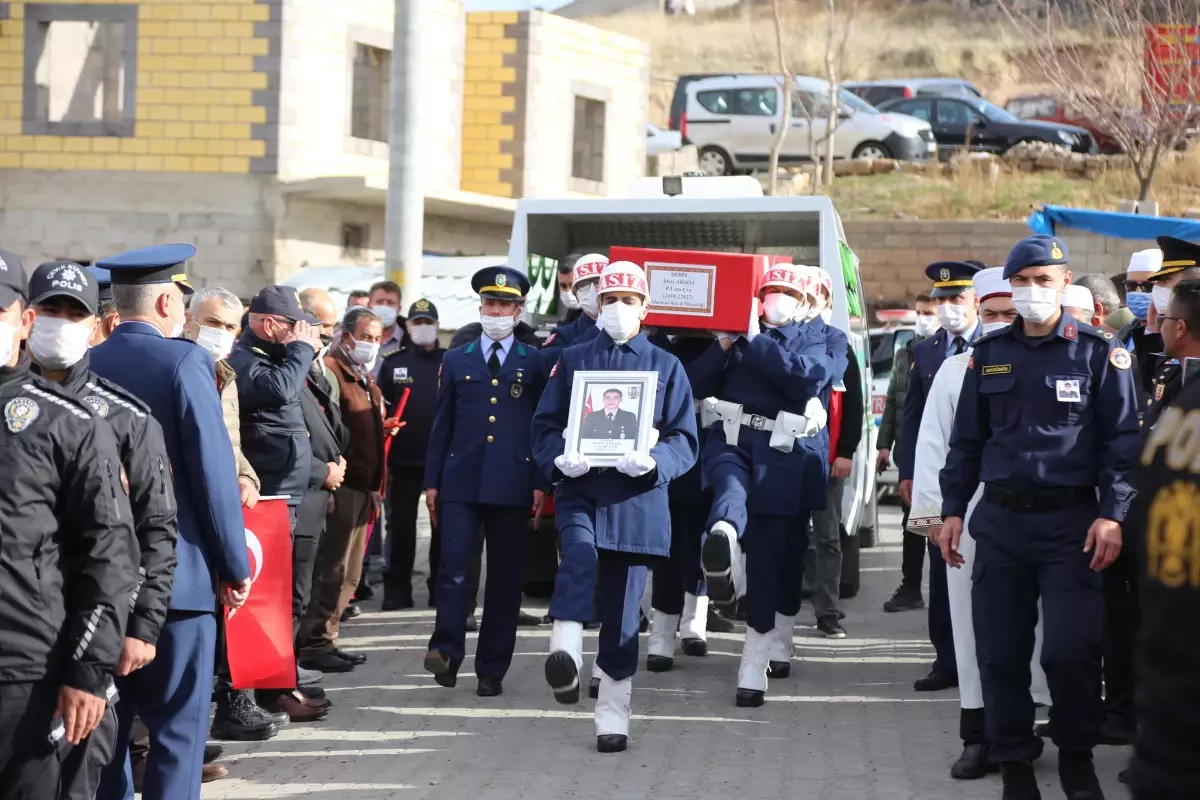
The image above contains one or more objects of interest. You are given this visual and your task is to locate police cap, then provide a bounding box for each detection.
[1002,235,1068,280]
[0,247,27,309]
[925,260,983,298]
[408,299,438,322]
[1151,236,1200,282]
[472,266,529,301]
[97,243,196,295]
[30,260,99,316]
[249,285,317,323]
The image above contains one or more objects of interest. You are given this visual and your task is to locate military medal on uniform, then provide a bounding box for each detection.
[512,368,524,398]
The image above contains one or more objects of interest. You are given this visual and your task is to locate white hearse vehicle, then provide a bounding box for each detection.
[509,175,878,597]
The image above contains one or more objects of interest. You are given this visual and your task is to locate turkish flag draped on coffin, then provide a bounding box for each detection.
[226,498,296,690]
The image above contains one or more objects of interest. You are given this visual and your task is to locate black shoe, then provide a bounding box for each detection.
[466,614,478,632]
[646,654,673,672]
[545,651,580,704]
[735,688,764,707]
[1058,750,1103,800]
[477,676,503,697]
[299,685,326,700]
[588,677,601,699]
[1098,715,1136,746]
[596,734,627,753]
[424,650,460,688]
[639,610,649,633]
[541,614,553,625]
[733,598,748,622]
[256,704,290,727]
[883,583,925,612]
[340,604,362,621]
[951,743,997,780]
[382,590,414,611]
[914,669,958,692]
[1001,761,1041,800]
[211,693,279,742]
[203,744,223,764]
[817,615,847,639]
[1118,768,1131,785]
[333,648,367,665]
[354,580,375,602]
[517,610,543,626]
[706,606,735,634]
[767,661,790,679]
[681,638,708,657]
[702,530,736,606]
[1034,721,1052,738]
[299,652,356,673]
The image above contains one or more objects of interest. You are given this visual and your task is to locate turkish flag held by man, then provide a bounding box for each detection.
[227,498,296,689]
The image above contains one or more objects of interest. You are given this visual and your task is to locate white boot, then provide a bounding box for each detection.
[594,670,632,753]
[702,520,744,606]
[546,620,584,704]
[767,612,795,679]
[588,657,603,699]
[736,627,770,707]
[680,594,709,656]
[646,611,679,672]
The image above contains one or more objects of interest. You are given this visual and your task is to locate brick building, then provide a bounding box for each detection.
[0,0,650,296]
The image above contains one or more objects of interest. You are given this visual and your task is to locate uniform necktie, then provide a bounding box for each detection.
[952,336,965,356]
[608,413,614,421]
[488,341,502,377]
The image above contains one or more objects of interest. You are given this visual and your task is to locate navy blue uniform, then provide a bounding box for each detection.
[703,321,844,634]
[532,331,698,680]
[424,337,546,680]
[539,314,600,376]
[940,314,1139,763]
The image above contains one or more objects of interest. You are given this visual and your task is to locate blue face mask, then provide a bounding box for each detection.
[1125,291,1150,321]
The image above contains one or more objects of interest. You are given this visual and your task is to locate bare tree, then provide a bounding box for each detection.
[1000,0,1200,201]
[765,0,795,196]
[820,0,861,187]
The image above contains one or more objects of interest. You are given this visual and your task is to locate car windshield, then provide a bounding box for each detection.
[869,332,895,374]
[840,89,879,115]
[969,99,1020,124]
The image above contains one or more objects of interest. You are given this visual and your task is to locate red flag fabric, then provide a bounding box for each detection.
[584,391,593,416]
[227,498,296,690]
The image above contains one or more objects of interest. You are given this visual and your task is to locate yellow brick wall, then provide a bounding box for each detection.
[460,11,520,198]
[0,0,274,174]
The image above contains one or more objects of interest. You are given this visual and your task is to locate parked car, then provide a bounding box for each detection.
[682,74,937,176]
[843,78,984,107]
[1004,94,1124,153]
[668,72,734,132]
[868,315,917,495]
[877,95,1098,154]
[646,122,683,155]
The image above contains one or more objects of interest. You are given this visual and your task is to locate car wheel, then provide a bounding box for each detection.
[852,141,891,160]
[698,145,733,176]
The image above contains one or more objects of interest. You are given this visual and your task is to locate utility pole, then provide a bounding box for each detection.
[385,0,423,301]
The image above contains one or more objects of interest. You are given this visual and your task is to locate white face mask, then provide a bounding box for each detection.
[936,302,971,334]
[168,295,186,339]
[1012,286,1061,324]
[1152,284,1172,315]
[559,289,581,311]
[819,308,833,324]
[762,293,800,326]
[599,301,643,342]
[409,324,438,346]
[980,321,1011,336]
[913,315,940,337]
[348,338,379,365]
[372,304,398,328]
[0,321,17,367]
[194,325,235,361]
[480,313,516,340]
[29,316,92,370]
[575,283,599,318]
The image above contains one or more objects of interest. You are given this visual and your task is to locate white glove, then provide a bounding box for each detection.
[616,451,656,478]
[554,450,590,478]
[801,397,828,438]
[648,427,660,448]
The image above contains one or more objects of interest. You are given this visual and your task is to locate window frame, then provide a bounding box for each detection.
[571,95,606,187]
[22,2,139,137]
[344,25,393,158]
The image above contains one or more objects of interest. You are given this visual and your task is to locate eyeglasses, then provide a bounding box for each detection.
[1160,315,1182,324]
[1125,281,1153,293]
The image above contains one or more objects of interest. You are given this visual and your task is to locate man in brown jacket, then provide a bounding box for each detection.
[298,306,387,671]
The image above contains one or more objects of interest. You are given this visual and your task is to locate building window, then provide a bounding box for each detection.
[572,97,606,183]
[342,224,369,259]
[350,44,390,144]
[22,4,138,137]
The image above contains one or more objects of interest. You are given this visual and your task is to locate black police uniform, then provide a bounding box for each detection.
[1126,380,1200,799]
[378,301,447,608]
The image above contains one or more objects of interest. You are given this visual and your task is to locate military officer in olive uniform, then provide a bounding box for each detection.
[423,266,548,698]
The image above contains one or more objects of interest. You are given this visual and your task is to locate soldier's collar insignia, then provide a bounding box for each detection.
[1063,324,1076,341]
[1110,347,1132,370]
[5,397,40,433]
[82,395,110,417]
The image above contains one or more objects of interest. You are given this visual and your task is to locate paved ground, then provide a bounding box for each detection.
[203,500,1130,800]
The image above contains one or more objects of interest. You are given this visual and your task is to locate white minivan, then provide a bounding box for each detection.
[682,74,937,176]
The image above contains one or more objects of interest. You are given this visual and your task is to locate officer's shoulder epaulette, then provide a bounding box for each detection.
[82,375,149,420]
[19,378,94,420]
[1078,324,1112,342]
[973,327,1007,345]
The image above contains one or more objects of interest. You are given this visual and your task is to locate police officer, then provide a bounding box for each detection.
[89,245,251,800]
[533,260,698,753]
[939,235,1139,800]
[423,267,547,697]
[1145,238,1200,427]
[899,259,983,692]
[698,265,843,706]
[0,248,138,799]
[87,265,121,347]
[1126,382,1200,800]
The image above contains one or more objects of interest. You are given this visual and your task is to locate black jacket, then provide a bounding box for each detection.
[0,359,137,695]
[33,355,179,646]
[836,343,864,461]
[300,364,347,491]
[450,320,541,350]
[377,344,445,467]
[227,332,316,505]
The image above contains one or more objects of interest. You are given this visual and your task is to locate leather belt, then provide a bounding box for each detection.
[983,484,1096,513]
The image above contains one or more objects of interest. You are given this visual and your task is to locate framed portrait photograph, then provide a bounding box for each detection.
[565,371,659,467]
